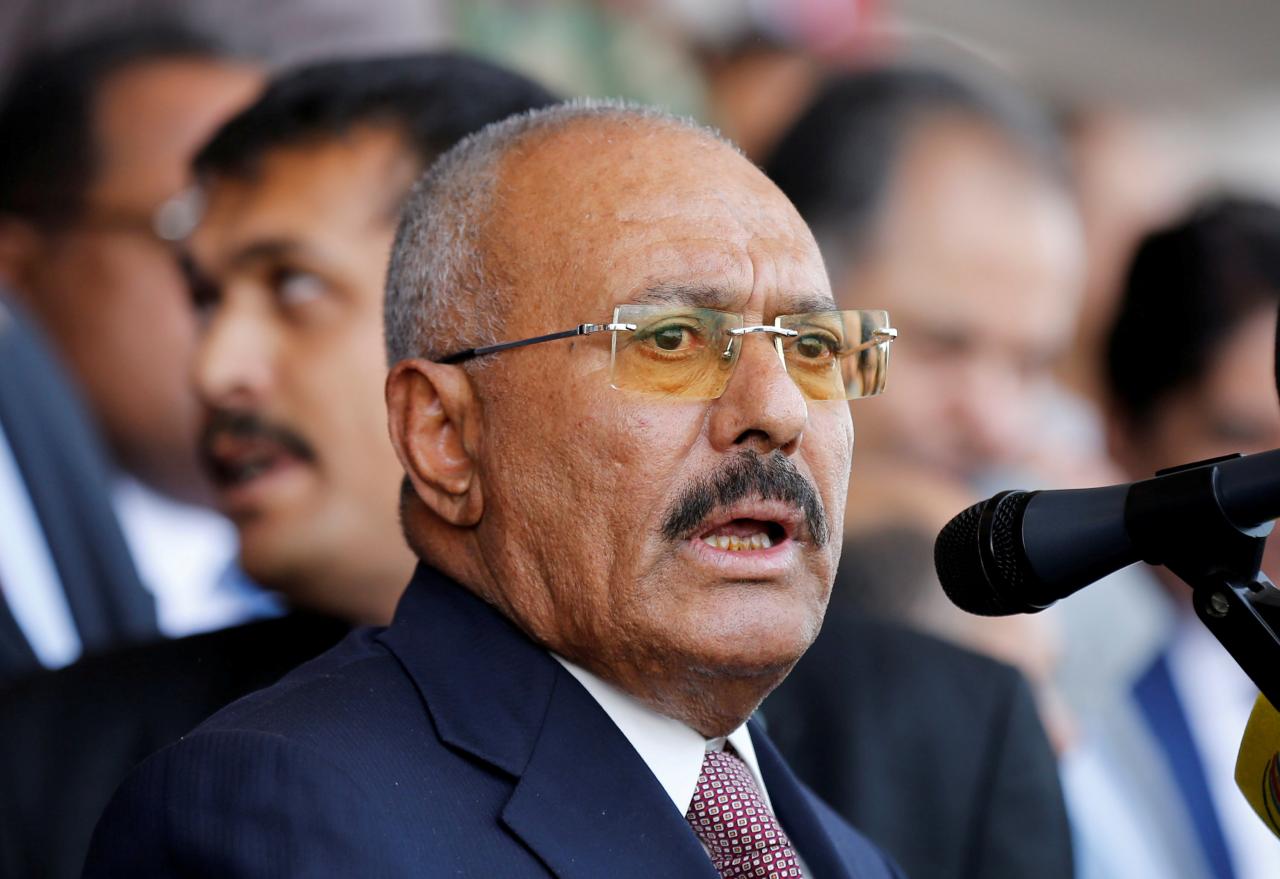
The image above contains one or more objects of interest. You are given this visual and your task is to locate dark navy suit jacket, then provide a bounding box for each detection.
[84,565,903,878]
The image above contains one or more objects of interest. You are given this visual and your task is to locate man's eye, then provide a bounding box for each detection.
[643,323,703,352]
[272,269,327,306]
[794,333,838,360]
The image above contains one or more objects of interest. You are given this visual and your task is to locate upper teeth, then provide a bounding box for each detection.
[701,533,774,551]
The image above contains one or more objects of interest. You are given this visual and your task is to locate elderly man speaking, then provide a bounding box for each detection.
[85,102,901,879]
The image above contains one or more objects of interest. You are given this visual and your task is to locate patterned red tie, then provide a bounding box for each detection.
[685,747,804,878]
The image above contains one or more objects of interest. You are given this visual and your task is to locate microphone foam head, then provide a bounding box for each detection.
[934,491,1035,616]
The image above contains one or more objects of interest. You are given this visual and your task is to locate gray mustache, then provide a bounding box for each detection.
[660,451,829,547]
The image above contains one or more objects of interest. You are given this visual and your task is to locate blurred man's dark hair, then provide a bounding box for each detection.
[0,23,224,229]
[765,63,1068,276]
[194,52,556,186]
[1107,196,1280,422]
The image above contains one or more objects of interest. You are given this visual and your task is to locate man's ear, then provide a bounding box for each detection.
[386,358,484,527]
[0,216,44,294]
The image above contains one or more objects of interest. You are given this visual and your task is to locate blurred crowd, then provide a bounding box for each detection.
[0,1,1278,878]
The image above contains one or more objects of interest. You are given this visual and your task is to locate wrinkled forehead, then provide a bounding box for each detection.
[492,121,833,327]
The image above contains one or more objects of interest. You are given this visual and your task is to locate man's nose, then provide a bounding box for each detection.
[193,298,276,410]
[707,333,807,455]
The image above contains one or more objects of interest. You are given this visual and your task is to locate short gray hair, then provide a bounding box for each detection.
[383,98,734,366]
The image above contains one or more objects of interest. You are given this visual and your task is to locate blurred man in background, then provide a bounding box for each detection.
[1066,197,1280,879]
[0,53,554,879]
[768,64,1084,491]
[0,26,270,645]
[761,64,1079,879]
[185,53,549,621]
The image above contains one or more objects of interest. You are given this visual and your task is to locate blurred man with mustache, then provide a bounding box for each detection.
[85,101,903,877]
[0,53,554,879]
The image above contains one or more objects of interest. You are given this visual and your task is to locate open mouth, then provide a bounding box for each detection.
[688,499,802,556]
[698,518,789,552]
[203,432,305,489]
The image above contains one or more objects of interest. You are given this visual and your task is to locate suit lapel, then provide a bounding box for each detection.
[377,564,556,776]
[377,565,719,878]
[752,718,858,879]
[502,670,719,879]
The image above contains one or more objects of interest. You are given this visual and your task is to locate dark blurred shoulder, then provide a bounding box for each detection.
[774,607,1025,710]
[764,608,1071,879]
[0,611,350,723]
[0,612,350,879]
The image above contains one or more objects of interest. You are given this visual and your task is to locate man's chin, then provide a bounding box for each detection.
[667,609,819,687]
[652,641,805,738]
[691,584,825,654]
[688,637,809,682]
[236,522,333,597]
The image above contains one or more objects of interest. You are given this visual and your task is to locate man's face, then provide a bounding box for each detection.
[469,123,853,720]
[189,129,416,603]
[1113,306,1280,574]
[840,118,1083,482]
[13,59,260,500]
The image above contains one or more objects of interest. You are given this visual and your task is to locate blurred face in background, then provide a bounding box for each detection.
[1111,305,1280,575]
[839,116,1084,483]
[4,58,260,502]
[188,128,417,621]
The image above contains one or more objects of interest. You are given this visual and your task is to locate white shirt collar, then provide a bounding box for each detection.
[552,653,772,815]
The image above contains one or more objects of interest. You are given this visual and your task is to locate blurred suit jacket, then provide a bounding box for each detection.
[764,606,1074,879]
[0,611,348,879]
[0,294,157,681]
[83,564,904,879]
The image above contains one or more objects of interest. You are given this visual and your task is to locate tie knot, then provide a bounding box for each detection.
[685,747,803,879]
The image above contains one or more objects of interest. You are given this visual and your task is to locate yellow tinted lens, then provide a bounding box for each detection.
[778,309,892,400]
[610,306,741,398]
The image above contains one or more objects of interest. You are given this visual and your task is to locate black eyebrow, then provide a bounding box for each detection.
[228,238,309,269]
[632,282,836,316]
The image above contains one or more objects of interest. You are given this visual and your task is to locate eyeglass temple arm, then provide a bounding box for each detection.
[438,322,636,365]
[843,327,898,354]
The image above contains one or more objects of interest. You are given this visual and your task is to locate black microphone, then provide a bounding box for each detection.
[934,448,1280,616]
